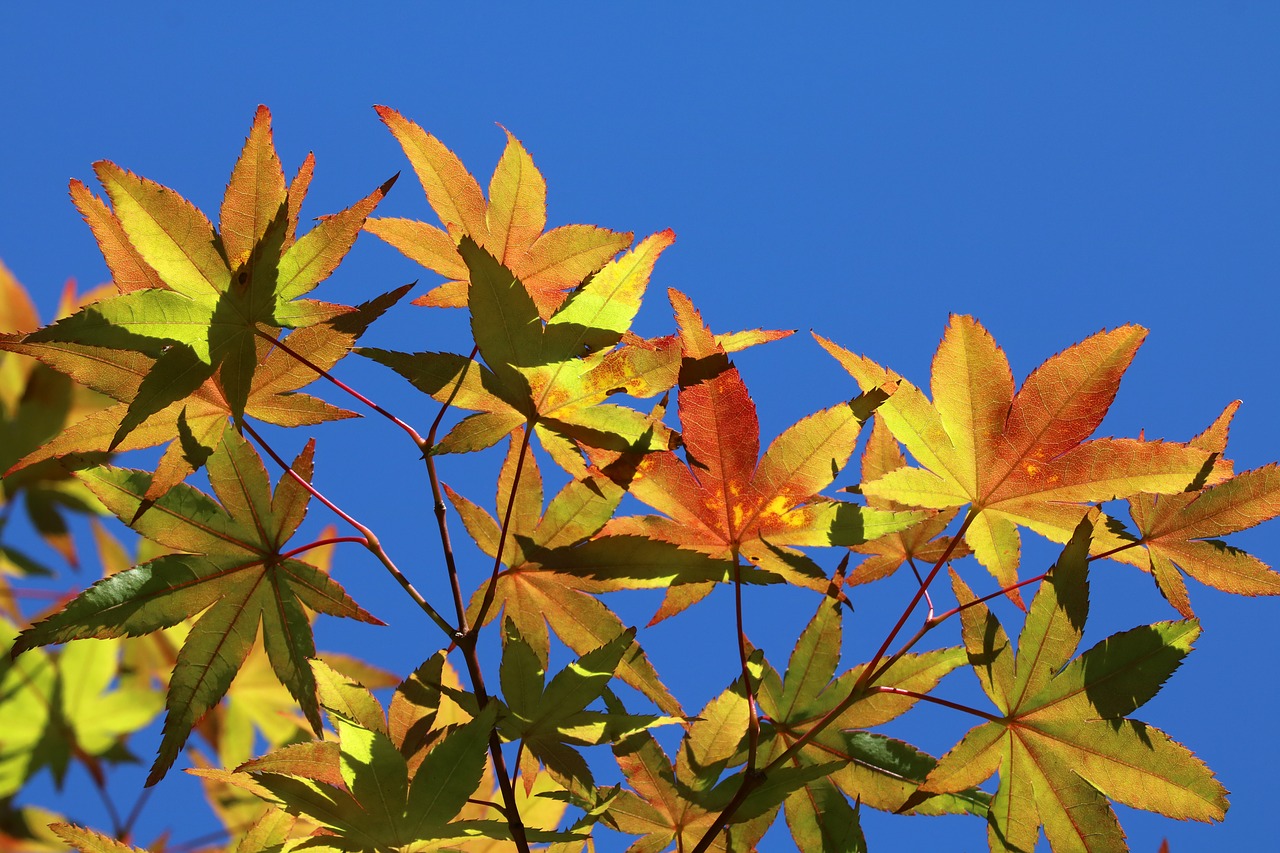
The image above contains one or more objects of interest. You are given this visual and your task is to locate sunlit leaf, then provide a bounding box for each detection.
[819,316,1210,601]
[911,517,1227,849]
[1100,403,1280,616]
[6,107,393,458]
[599,290,919,618]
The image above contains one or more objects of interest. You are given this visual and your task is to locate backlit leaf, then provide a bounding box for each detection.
[1101,404,1280,616]
[914,517,1227,849]
[11,106,391,449]
[12,426,380,785]
[370,109,632,318]
[819,316,1210,600]
[600,290,919,616]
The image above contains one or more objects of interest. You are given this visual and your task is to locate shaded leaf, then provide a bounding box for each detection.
[13,426,380,785]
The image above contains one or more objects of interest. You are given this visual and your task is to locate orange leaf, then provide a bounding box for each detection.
[370,109,632,318]
[599,292,919,616]
[819,315,1210,599]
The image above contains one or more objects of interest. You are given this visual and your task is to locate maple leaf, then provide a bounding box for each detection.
[603,664,833,853]
[382,650,571,846]
[1096,401,1280,617]
[907,517,1227,850]
[368,108,634,318]
[363,231,690,462]
[751,594,985,849]
[14,106,393,452]
[845,416,971,587]
[597,290,921,620]
[191,534,399,770]
[12,425,381,786]
[48,824,146,853]
[494,621,680,798]
[818,315,1211,601]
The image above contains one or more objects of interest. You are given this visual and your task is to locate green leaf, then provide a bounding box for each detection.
[312,658,388,736]
[0,621,161,797]
[501,617,546,723]
[13,426,379,785]
[13,107,390,449]
[728,761,845,823]
[676,679,750,794]
[456,444,683,715]
[335,717,408,839]
[917,516,1227,848]
[233,687,507,848]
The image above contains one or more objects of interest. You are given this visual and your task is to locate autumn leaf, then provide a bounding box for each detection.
[495,621,679,798]
[0,621,161,797]
[14,106,393,451]
[191,533,400,770]
[12,425,381,785]
[908,517,1227,850]
[365,209,793,466]
[602,683,785,853]
[363,231,690,461]
[818,315,1210,601]
[1097,401,1280,616]
[49,824,146,853]
[368,108,633,318]
[598,290,921,619]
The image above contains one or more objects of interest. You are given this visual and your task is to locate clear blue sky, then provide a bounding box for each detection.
[2,3,1278,850]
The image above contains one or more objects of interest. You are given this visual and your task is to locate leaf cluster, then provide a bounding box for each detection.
[2,106,1278,853]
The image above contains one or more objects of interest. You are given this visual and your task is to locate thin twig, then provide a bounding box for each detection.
[455,632,533,853]
[930,571,1050,628]
[467,797,509,815]
[691,551,763,853]
[279,536,370,561]
[1089,539,1144,563]
[416,346,531,853]
[873,686,1003,722]
[239,421,455,638]
[906,555,934,617]
[734,551,761,773]
[755,511,977,781]
[857,509,976,690]
[90,771,123,839]
[473,425,534,630]
[254,328,425,446]
[167,825,234,853]
[120,785,155,841]
[424,346,478,636]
